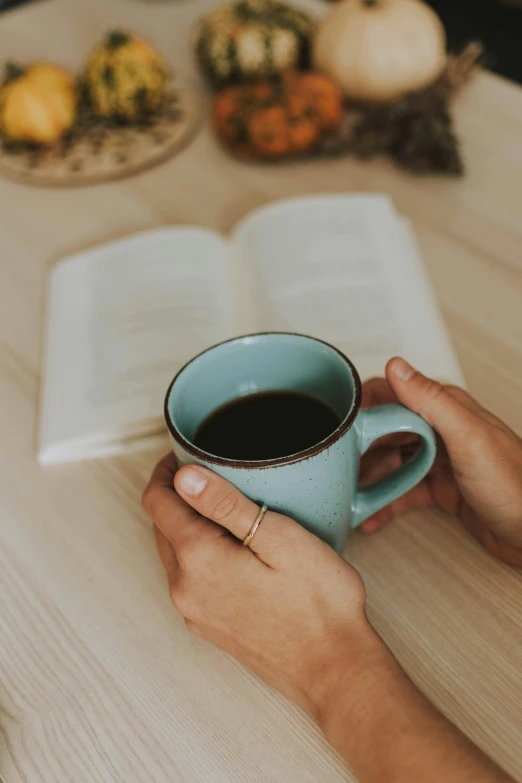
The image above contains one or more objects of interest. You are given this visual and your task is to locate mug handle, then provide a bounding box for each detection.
[351,404,437,529]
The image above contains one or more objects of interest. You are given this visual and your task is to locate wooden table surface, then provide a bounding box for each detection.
[1,1,522,781]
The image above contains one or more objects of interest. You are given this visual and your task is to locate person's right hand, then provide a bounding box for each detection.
[360,358,522,567]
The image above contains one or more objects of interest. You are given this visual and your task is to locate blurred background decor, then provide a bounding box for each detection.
[201,0,482,175]
[314,0,447,102]
[2,0,520,82]
[323,0,521,86]
[212,70,343,158]
[0,0,494,178]
[83,30,170,122]
[330,42,483,175]
[0,62,78,145]
[0,29,200,186]
[196,0,316,87]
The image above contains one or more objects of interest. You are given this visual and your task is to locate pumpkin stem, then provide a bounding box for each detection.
[3,61,25,84]
[235,0,264,21]
[105,30,131,49]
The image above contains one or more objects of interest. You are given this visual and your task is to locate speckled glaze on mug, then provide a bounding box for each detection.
[165,334,436,553]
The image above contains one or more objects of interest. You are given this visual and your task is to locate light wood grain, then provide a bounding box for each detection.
[1,1,522,781]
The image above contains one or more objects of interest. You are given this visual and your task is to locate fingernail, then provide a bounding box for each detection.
[391,357,415,382]
[361,519,380,533]
[178,467,208,498]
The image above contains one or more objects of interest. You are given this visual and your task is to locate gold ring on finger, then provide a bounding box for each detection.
[242,504,268,548]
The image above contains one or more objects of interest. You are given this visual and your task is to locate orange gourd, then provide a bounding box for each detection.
[212,70,343,159]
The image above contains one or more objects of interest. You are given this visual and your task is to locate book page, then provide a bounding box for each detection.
[39,228,233,463]
[232,195,463,385]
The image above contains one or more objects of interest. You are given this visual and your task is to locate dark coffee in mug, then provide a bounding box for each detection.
[193,390,341,461]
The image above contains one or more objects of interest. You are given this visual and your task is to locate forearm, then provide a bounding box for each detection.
[313,629,514,783]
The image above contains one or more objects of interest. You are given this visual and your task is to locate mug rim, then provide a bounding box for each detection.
[164,332,362,469]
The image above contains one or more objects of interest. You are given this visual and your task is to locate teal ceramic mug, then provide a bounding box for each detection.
[164,333,436,553]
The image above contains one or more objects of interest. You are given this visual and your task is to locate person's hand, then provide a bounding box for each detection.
[360,358,522,567]
[142,455,386,717]
[143,448,517,783]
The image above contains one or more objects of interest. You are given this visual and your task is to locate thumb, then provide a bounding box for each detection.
[174,464,308,567]
[385,358,476,449]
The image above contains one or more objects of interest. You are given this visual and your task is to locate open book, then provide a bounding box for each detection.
[39,194,463,465]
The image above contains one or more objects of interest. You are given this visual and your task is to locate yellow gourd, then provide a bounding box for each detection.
[0,63,78,144]
[84,30,169,121]
[314,0,446,102]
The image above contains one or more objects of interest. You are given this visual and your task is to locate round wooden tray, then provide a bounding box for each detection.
[0,85,199,187]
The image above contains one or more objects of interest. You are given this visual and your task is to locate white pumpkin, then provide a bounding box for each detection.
[314,0,447,102]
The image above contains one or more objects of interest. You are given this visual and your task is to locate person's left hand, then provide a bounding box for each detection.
[142,455,383,717]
